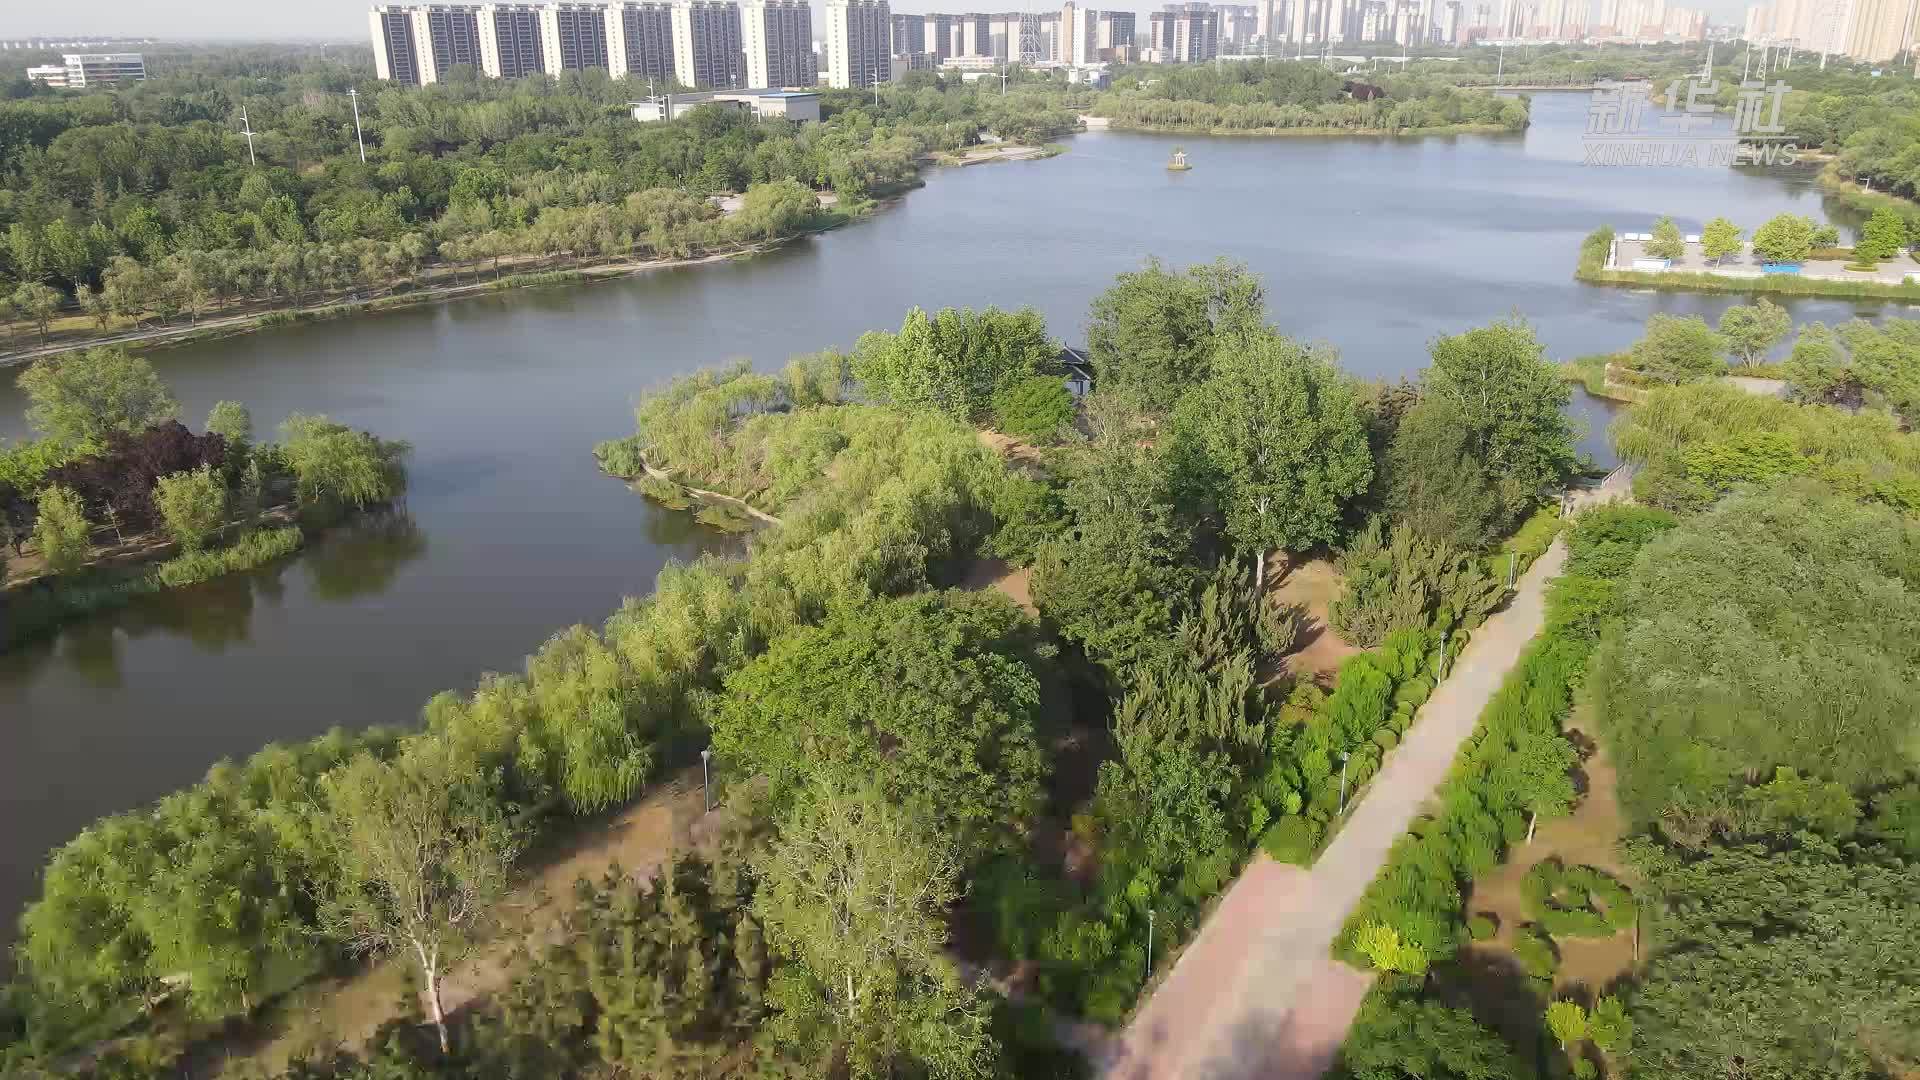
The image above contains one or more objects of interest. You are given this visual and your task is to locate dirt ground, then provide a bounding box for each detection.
[1268,553,1360,685]
[1456,708,1638,1024]
[962,555,1037,615]
[211,769,713,1076]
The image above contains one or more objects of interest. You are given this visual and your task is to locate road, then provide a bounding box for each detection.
[1100,538,1572,1080]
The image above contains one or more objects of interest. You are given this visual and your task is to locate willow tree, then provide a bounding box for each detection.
[318,743,521,1052]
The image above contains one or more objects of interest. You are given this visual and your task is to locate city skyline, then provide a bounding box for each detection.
[3,0,1755,40]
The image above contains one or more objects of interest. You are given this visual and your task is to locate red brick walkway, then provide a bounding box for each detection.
[1100,539,1570,1080]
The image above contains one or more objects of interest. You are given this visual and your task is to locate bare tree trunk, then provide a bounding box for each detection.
[1527,810,1538,844]
[415,941,449,1053]
[1255,548,1268,591]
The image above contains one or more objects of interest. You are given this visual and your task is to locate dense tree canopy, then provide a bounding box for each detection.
[710,590,1054,858]
[1084,258,1265,415]
[1589,485,1920,830]
[1421,318,1575,529]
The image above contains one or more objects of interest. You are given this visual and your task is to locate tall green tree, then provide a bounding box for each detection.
[1422,318,1576,529]
[11,282,60,342]
[850,305,1055,423]
[1644,216,1685,260]
[1338,992,1532,1080]
[279,413,409,507]
[754,777,996,1080]
[710,590,1051,858]
[1381,396,1503,549]
[152,465,229,552]
[205,401,253,446]
[32,483,92,574]
[1700,216,1742,263]
[17,347,178,445]
[318,744,523,1053]
[1627,314,1724,385]
[1085,258,1265,415]
[1169,330,1372,586]
[1855,206,1906,261]
[1751,213,1816,263]
[1718,300,1790,366]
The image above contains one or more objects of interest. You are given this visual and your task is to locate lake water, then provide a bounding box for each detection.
[0,91,1904,945]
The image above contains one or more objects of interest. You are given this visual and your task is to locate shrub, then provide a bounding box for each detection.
[1261,816,1321,865]
[1468,914,1497,940]
[1513,925,1558,979]
[1373,728,1399,751]
[991,376,1076,440]
[1393,675,1434,709]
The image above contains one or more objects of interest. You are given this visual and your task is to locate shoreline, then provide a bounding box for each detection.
[1576,262,1920,302]
[0,232,840,369]
[1094,119,1523,138]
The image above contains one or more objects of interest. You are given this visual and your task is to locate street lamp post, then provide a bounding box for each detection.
[1338,752,1351,815]
[348,87,367,164]
[700,748,713,813]
[1146,909,1155,979]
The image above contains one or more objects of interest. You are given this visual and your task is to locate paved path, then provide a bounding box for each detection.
[1101,538,1571,1080]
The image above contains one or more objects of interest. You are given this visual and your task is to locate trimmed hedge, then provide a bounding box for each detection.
[1519,859,1636,939]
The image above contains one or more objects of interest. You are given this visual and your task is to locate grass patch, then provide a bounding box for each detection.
[2,525,305,647]
[1487,505,1564,583]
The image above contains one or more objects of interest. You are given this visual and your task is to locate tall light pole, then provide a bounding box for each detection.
[1146,909,1156,978]
[700,747,713,813]
[237,104,257,167]
[1338,752,1352,814]
[348,87,367,164]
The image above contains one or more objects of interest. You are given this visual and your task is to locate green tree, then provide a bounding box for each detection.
[1381,396,1503,550]
[1586,995,1632,1054]
[11,282,61,342]
[1750,213,1816,264]
[32,483,92,574]
[205,400,253,446]
[1085,257,1266,415]
[1627,314,1724,384]
[711,591,1050,857]
[1338,992,1532,1080]
[1700,216,1743,263]
[1545,1000,1589,1050]
[1644,216,1685,260]
[1506,726,1579,843]
[1717,300,1791,366]
[851,305,1056,423]
[1423,318,1576,528]
[727,177,819,242]
[754,777,996,1080]
[17,346,178,445]
[989,375,1075,439]
[1355,922,1430,975]
[1590,485,1920,828]
[1632,837,1920,1080]
[279,413,409,507]
[152,465,229,553]
[318,744,523,1053]
[1856,206,1907,261]
[1169,331,1372,586]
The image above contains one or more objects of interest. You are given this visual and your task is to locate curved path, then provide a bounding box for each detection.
[1101,537,1571,1080]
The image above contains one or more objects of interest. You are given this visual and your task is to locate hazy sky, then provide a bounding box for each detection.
[12,0,1750,44]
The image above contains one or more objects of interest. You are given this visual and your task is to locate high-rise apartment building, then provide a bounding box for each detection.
[414,4,483,81]
[1151,2,1221,59]
[372,6,424,82]
[1844,0,1916,60]
[673,0,744,87]
[745,0,817,86]
[478,3,546,77]
[607,1,675,82]
[826,0,892,87]
[892,11,928,52]
[927,12,958,58]
[1099,9,1138,49]
[541,1,611,69]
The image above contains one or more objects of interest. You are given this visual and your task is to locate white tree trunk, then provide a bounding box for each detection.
[416,941,449,1053]
[1527,810,1538,844]
[1255,548,1267,591]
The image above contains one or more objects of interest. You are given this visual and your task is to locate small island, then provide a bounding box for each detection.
[1167,147,1193,171]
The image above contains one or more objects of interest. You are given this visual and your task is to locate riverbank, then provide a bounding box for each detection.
[0,219,860,368]
[1096,119,1521,138]
[929,143,1064,166]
